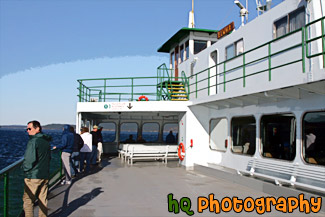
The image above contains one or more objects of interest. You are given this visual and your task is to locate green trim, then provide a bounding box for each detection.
[157,27,218,53]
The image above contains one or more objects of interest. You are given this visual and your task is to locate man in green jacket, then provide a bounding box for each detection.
[22,120,51,217]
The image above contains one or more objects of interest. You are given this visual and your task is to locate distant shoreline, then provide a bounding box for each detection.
[0,124,76,130]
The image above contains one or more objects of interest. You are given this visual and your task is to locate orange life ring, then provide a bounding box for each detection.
[138,95,149,101]
[178,143,185,161]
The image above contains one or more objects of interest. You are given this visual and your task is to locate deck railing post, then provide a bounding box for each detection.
[195,74,198,98]
[104,79,107,102]
[223,62,226,92]
[268,43,272,81]
[302,27,306,73]
[321,18,325,68]
[243,53,246,87]
[208,68,210,96]
[59,151,62,177]
[131,78,134,101]
[78,81,82,102]
[4,172,9,217]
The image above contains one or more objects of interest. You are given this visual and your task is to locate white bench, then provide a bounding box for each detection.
[164,145,178,163]
[127,144,179,165]
[237,158,325,193]
[117,144,129,160]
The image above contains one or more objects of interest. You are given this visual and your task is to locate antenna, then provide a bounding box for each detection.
[234,0,249,26]
[256,0,272,15]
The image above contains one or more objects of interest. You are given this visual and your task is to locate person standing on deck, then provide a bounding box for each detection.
[97,126,103,163]
[166,131,176,144]
[80,127,92,173]
[90,125,100,165]
[70,126,84,177]
[53,125,74,185]
[22,120,51,217]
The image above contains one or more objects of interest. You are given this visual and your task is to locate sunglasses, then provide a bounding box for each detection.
[26,128,32,131]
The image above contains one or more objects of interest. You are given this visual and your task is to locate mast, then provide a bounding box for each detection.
[188,0,195,28]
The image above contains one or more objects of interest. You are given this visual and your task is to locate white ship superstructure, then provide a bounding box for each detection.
[76,0,325,193]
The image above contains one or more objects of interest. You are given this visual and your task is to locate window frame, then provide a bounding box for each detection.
[120,122,139,143]
[98,122,117,143]
[185,41,189,60]
[301,110,325,167]
[273,6,305,39]
[225,38,244,60]
[194,40,207,55]
[142,122,160,142]
[231,116,256,156]
[260,113,296,161]
[209,117,228,152]
[163,123,179,144]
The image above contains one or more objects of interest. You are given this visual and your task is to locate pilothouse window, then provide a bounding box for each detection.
[302,111,325,166]
[185,41,189,60]
[194,40,207,54]
[180,45,184,62]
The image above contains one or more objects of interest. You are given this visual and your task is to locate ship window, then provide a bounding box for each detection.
[194,40,207,54]
[289,7,305,32]
[185,41,189,60]
[180,45,184,62]
[275,16,287,38]
[120,122,138,143]
[226,44,235,60]
[142,123,159,142]
[261,114,296,161]
[274,7,305,38]
[210,118,228,152]
[98,122,116,142]
[226,39,243,60]
[231,116,256,155]
[175,47,179,65]
[302,111,325,166]
[163,123,178,144]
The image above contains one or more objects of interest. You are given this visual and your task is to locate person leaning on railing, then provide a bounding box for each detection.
[22,120,52,217]
[53,125,74,185]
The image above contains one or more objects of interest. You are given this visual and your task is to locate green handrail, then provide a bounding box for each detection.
[0,149,64,217]
[187,17,325,98]
[181,71,190,100]
[78,76,175,102]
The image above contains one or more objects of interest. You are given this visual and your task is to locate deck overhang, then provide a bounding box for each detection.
[189,80,325,110]
[77,101,192,121]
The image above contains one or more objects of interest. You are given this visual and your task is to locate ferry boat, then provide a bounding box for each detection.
[1,0,325,216]
[76,0,325,192]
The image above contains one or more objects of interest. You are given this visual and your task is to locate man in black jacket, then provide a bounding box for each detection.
[70,126,84,177]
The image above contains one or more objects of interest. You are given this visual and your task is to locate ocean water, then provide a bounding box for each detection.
[0,128,63,217]
[0,129,176,171]
[0,128,63,171]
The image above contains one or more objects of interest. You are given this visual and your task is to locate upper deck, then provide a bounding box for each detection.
[77,0,325,108]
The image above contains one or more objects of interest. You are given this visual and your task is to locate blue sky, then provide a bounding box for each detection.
[0,0,283,125]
